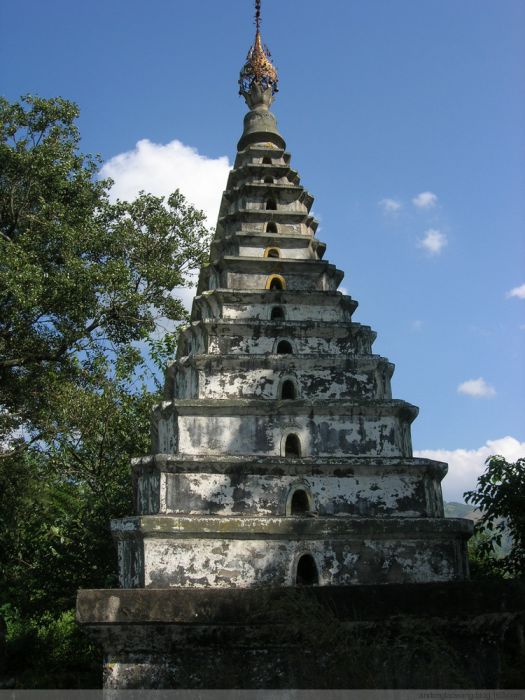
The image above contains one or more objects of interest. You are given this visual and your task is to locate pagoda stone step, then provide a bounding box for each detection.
[185,318,370,331]
[152,398,416,458]
[132,453,446,474]
[156,397,417,416]
[234,143,289,160]
[200,257,344,294]
[111,515,472,588]
[220,208,312,220]
[219,210,318,234]
[222,182,311,206]
[177,318,376,357]
[133,459,445,518]
[179,353,390,370]
[178,337,375,356]
[218,230,318,243]
[169,355,393,401]
[192,288,358,323]
[217,244,318,261]
[217,255,342,272]
[180,317,374,340]
[229,163,298,184]
[213,231,318,256]
[213,231,327,260]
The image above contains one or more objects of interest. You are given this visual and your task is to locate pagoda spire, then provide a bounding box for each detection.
[239,0,278,110]
[237,0,284,150]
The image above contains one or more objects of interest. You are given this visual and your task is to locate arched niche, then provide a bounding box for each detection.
[280,379,297,400]
[270,306,285,321]
[264,177,273,184]
[291,490,309,513]
[285,484,313,516]
[262,156,272,165]
[265,198,277,211]
[266,222,278,233]
[276,340,293,355]
[284,432,301,456]
[264,246,280,259]
[295,554,319,586]
[265,274,286,291]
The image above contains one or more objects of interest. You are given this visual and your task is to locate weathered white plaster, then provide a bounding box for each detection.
[238,244,312,259]
[111,131,471,593]
[154,409,412,458]
[114,531,467,589]
[153,472,429,518]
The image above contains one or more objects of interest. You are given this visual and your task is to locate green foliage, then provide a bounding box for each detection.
[0,95,211,687]
[0,373,154,617]
[465,455,525,578]
[467,530,506,579]
[2,605,100,688]
[0,94,209,451]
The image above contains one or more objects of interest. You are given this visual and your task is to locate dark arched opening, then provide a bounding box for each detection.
[291,489,310,514]
[269,276,284,291]
[266,222,278,233]
[281,380,297,400]
[271,306,285,321]
[296,554,319,586]
[262,157,272,165]
[264,177,273,184]
[285,433,301,457]
[277,340,293,354]
[266,199,277,211]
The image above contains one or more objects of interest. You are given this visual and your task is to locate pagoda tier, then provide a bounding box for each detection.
[110,30,471,591]
[166,353,394,400]
[131,454,446,516]
[114,515,470,589]
[190,290,356,323]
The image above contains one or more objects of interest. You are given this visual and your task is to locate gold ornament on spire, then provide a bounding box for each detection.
[239,0,278,97]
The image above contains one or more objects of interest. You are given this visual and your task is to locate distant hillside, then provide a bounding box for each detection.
[444,502,482,521]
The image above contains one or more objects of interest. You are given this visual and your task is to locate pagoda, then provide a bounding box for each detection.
[77,3,476,688]
[113,5,470,590]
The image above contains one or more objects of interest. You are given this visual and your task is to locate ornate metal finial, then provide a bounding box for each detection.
[239,0,278,102]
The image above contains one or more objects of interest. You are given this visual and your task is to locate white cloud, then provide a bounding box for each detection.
[412,191,438,209]
[506,283,525,300]
[414,436,525,502]
[100,138,231,228]
[100,139,230,332]
[379,198,402,214]
[457,377,496,398]
[417,228,447,255]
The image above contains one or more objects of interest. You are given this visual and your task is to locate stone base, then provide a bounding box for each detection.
[76,581,525,689]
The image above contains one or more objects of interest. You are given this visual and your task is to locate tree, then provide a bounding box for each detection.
[0,362,152,613]
[0,357,158,687]
[0,95,210,686]
[464,455,525,578]
[0,95,209,454]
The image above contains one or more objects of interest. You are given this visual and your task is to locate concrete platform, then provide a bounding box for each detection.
[76,580,525,689]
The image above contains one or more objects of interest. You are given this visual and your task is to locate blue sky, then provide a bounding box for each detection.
[2,0,524,500]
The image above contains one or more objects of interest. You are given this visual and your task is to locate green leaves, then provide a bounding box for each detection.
[0,95,210,451]
[0,95,210,681]
[464,455,525,578]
